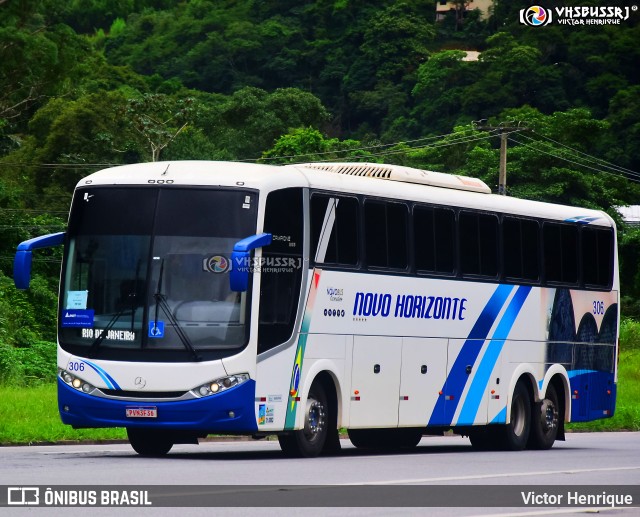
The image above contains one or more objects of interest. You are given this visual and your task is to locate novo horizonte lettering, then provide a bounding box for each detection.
[353,292,467,320]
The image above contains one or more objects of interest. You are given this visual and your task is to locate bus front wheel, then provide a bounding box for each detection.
[278,382,328,458]
[127,428,173,456]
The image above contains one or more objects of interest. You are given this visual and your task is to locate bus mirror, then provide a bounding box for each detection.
[230,233,272,292]
[14,232,65,290]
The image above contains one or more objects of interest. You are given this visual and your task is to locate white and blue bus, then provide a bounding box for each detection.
[14,161,619,457]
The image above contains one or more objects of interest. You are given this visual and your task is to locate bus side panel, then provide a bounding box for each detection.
[349,335,401,428]
[398,337,447,427]
[255,344,298,432]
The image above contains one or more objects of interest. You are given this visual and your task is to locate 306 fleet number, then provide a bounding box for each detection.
[593,301,605,315]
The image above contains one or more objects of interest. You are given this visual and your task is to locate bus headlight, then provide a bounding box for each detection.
[59,369,95,394]
[193,374,249,398]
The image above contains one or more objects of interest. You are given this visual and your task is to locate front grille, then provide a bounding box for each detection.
[100,389,187,399]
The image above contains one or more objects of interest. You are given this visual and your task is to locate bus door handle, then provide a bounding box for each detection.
[465,365,472,375]
[373,364,380,374]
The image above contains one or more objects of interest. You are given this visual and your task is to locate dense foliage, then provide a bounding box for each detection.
[0,0,639,367]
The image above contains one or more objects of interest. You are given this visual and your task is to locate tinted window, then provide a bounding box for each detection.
[69,187,157,235]
[459,211,498,277]
[364,200,408,269]
[582,227,613,288]
[503,217,540,281]
[155,189,257,237]
[544,223,578,284]
[414,205,455,274]
[259,189,304,352]
[311,194,359,265]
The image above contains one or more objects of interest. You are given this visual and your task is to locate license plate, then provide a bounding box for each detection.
[125,407,157,418]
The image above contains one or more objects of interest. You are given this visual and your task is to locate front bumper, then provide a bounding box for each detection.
[58,377,258,433]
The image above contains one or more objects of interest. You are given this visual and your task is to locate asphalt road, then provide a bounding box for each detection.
[1,432,639,516]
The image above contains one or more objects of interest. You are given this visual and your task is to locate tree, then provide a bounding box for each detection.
[125,94,194,162]
[412,50,477,133]
[261,127,367,164]
[202,87,329,159]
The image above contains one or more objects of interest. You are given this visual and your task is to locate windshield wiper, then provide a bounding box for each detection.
[153,258,202,362]
[88,305,136,358]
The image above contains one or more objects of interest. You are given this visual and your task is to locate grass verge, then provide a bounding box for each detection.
[0,384,126,444]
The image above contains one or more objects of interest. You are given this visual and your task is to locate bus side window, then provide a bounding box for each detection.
[543,222,578,284]
[459,211,499,278]
[582,227,613,288]
[310,194,359,266]
[258,188,304,353]
[503,217,540,282]
[364,200,408,270]
[414,205,455,275]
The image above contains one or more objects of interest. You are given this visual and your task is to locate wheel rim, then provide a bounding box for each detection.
[303,397,326,443]
[540,399,558,434]
[512,395,526,437]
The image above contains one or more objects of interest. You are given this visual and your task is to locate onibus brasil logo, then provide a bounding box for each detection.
[520,5,552,26]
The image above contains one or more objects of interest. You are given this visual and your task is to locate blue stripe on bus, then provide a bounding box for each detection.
[428,284,514,426]
[490,406,507,424]
[456,285,532,425]
[82,360,121,390]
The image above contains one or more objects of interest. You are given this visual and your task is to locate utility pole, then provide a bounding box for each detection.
[499,131,507,196]
[473,122,525,196]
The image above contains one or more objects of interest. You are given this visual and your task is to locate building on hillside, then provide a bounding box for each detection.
[435,0,493,22]
[618,206,640,227]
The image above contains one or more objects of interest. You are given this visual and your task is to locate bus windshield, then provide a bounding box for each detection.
[59,186,258,361]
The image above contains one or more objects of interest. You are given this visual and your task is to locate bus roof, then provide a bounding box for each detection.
[77,160,613,227]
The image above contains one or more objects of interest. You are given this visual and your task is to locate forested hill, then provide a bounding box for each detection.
[1,0,640,337]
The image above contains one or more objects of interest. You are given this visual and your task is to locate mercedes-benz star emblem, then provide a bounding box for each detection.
[134,376,146,389]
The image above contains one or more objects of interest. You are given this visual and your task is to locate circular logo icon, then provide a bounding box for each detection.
[134,376,146,389]
[524,6,550,26]
[204,255,230,273]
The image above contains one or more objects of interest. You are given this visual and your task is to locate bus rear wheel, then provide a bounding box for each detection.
[528,383,560,450]
[127,428,173,456]
[278,382,329,458]
[499,381,531,451]
[469,428,497,450]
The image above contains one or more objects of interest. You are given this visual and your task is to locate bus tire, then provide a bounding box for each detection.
[278,382,328,458]
[469,427,497,450]
[127,428,173,456]
[348,429,382,449]
[348,428,422,450]
[500,381,531,451]
[528,383,560,450]
[394,428,423,449]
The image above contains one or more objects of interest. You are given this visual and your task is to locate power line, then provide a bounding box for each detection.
[508,136,640,185]
[282,129,506,164]
[523,131,640,180]
[0,162,116,170]
[239,128,501,163]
